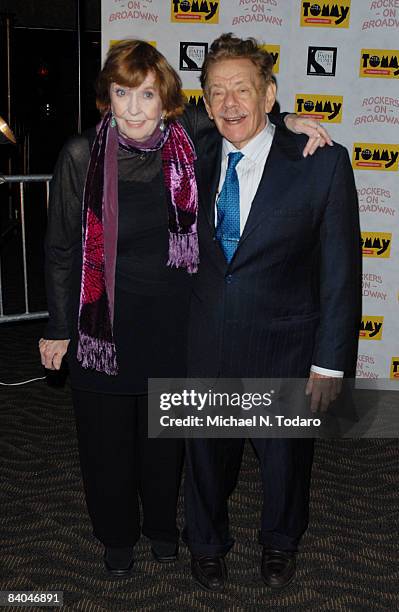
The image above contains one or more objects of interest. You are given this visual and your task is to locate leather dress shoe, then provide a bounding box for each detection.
[150,540,178,563]
[261,548,296,588]
[191,555,227,592]
[103,546,134,577]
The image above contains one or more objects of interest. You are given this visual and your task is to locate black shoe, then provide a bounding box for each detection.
[150,540,179,563]
[261,548,296,589]
[103,546,134,577]
[191,555,227,592]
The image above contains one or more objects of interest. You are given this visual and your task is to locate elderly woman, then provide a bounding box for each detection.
[39,40,330,577]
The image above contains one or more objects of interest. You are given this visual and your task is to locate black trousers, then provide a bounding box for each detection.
[72,389,184,548]
[183,437,314,556]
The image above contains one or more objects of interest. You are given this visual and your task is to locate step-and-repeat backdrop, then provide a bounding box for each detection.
[101,0,398,388]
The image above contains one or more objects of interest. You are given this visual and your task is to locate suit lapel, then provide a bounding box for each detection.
[238,126,303,247]
[196,125,304,268]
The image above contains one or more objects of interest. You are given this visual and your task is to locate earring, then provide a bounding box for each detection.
[110,113,116,128]
[159,115,166,132]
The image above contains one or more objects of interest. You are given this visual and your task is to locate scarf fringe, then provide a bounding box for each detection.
[167,232,199,274]
[77,332,118,375]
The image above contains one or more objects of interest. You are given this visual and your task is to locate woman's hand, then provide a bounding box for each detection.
[39,338,70,370]
[284,114,333,157]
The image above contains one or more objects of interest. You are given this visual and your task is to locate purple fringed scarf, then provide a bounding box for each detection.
[77,111,198,375]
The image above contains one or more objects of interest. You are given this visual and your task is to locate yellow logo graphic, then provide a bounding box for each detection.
[171,0,219,24]
[295,94,343,122]
[300,1,350,28]
[390,357,399,379]
[261,45,280,74]
[361,232,392,258]
[352,144,399,171]
[183,89,204,106]
[110,40,156,48]
[360,49,399,79]
[359,316,384,341]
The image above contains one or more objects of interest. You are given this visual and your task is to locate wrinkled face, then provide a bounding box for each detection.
[109,72,165,141]
[204,58,276,149]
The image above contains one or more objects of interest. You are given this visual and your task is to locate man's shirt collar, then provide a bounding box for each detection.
[222,118,275,165]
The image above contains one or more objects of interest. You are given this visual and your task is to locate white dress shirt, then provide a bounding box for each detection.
[215,119,343,378]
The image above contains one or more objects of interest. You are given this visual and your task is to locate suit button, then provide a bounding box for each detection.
[226,274,233,283]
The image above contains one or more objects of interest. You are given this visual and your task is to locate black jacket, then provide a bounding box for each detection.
[188,124,361,378]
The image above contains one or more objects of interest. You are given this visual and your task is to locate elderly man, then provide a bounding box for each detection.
[184,34,361,591]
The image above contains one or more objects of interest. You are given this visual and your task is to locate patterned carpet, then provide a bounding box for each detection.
[0,322,398,611]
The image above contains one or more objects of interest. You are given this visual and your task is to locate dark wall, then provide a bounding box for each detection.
[0,0,100,31]
[0,1,101,173]
[12,28,101,172]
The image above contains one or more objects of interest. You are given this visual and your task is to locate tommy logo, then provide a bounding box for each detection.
[359,316,384,340]
[360,49,399,79]
[352,144,399,171]
[300,1,350,28]
[171,0,219,24]
[361,232,392,258]
[261,44,280,74]
[295,94,343,122]
[183,89,204,106]
[391,358,399,379]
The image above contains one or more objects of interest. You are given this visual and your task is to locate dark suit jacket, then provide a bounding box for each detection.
[188,121,361,379]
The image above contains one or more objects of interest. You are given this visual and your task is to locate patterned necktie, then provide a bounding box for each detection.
[216,151,244,263]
